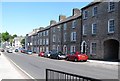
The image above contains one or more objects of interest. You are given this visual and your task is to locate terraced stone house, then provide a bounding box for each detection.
[81,1,120,61]
[49,8,82,54]
[37,27,50,53]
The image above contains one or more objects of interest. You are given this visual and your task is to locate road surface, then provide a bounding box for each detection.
[3,52,118,80]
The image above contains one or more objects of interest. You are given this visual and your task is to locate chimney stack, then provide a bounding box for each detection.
[50,20,56,26]
[73,8,80,16]
[59,15,66,21]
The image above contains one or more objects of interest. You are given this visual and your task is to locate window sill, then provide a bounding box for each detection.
[90,54,96,56]
[82,35,87,37]
[107,32,114,35]
[108,10,115,13]
[92,15,98,18]
[72,27,75,29]
[71,40,76,42]
[92,34,96,36]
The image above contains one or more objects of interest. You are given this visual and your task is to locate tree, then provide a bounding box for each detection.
[9,34,17,45]
[21,38,25,46]
[13,34,17,38]
[0,33,1,43]
[2,31,10,42]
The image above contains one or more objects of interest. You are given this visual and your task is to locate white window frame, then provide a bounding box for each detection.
[83,10,88,19]
[83,25,87,35]
[63,23,67,30]
[108,2,115,12]
[108,19,115,33]
[92,23,97,34]
[72,20,76,28]
[40,39,42,45]
[64,33,67,42]
[58,25,61,31]
[37,39,39,45]
[40,47,42,52]
[53,35,56,42]
[40,32,42,37]
[43,31,46,36]
[43,47,45,52]
[46,47,49,52]
[43,39,45,45]
[46,30,49,36]
[92,6,97,16]
[90,42,97,55]
[71,32,76,41]
[41,32,43,36]
[46,38,49,45]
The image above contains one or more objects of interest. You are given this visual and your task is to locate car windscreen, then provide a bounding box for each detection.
[58,52,65,55]
[28,51,32,52]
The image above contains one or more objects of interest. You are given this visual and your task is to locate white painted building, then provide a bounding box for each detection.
[12,36,24,48]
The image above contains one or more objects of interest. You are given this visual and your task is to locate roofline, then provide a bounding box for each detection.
[27,11,81,35]
[81,2,100,10]
[37,15,81,33]
[37,27,50,33]
[50,15,81,28]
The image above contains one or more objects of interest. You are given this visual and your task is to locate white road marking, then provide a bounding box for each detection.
[8,58,36,80]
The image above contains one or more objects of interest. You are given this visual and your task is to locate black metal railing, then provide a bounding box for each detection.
[46,69,101,81]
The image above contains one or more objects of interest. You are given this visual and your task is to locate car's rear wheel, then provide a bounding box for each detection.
[83,60,87,62]
[57,57,60,60]
[74,58,78,62]
[50,56,52,59]
[66,57,69,61]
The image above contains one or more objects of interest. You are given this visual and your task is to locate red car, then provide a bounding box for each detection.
[66,52,88,62]
[21,49,26,53]
[38,52,45,57]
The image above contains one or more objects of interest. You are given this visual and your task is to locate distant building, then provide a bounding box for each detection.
[12,36,24,48]
[37,26,50,53]
[25,27,44,52]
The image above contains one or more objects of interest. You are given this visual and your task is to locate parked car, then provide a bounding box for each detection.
[38,52,45,57]
[15,49,19,52]
[21,49,26,53]
[26,50,32,55]
[7,49,13,53]
[44,51,52,58]
[50,51,66,59]
[66,52,88,62]
[1,49,5,52]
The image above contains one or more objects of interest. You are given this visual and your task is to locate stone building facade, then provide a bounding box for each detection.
[49,8,82,54]
[37,27,50,53]
[25,1,120,61]
[81,2,120,61]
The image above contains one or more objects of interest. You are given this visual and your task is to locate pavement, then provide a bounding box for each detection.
[0,52,119,80]
[0,52,29,81]
[88,60,119,66]
[32,53,119,66]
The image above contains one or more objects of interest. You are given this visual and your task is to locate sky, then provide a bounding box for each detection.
[1,1,92,36]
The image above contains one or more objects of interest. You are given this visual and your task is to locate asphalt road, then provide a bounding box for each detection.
[3,52,118,80]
